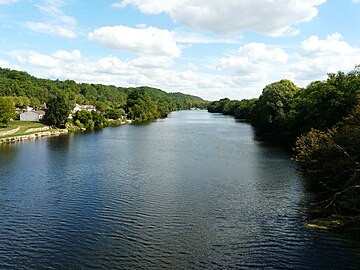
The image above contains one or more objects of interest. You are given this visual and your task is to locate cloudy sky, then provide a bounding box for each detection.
[0,0,360,100]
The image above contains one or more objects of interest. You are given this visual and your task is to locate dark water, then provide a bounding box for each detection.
[1,110,360,269]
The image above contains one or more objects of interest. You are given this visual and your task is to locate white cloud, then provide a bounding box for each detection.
[112,0,173,13]
[214,34,360,95]
[24,22,77,39]
[0,59,11,68]
[88,25,181,57]
[214,42,290,97]
[353,0,360,4]
[36,0,76,25]
[0,0,18,4]
[174,31,239,44]
[290,33,360,85]
[15,50,60,68]
[218,43,288,76]
[52,50,81,60]
[25,0,78,39]
[113,0,327,36]
[300,33,355,56]
[129,56,174,68]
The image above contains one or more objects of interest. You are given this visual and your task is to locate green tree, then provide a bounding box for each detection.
[293,105,360,216]
[105,107,126,120]
[223,100,241,116]
[234,99,257,120]
[73,110,94,129]
[208,98,230,113]
[0,97,16,127]
[46,94,73,128]
[295,70,360,133]
[252,80,299,130]
[126,89,158,123]
[91,111,107,129]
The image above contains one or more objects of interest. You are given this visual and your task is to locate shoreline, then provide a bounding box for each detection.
[0,129,69,144]
[0,119,133,144]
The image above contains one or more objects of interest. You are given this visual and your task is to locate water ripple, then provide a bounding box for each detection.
[1,111,360,269]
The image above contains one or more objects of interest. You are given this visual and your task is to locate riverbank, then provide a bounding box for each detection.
[0,119,134,144]
[0,120,69,144]
[0,128,68,144]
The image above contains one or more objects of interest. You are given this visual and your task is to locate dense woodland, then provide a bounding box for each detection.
[209,67,360,228]
[0,68,208,128]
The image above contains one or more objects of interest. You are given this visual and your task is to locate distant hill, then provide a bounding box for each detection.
[0,67,206,108]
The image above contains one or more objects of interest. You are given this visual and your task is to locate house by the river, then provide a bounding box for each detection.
[20,111,45,122]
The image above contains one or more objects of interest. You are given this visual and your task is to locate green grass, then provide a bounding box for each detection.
[0,121,49,138]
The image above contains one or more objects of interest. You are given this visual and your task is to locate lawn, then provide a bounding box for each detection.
[0,121,49,138]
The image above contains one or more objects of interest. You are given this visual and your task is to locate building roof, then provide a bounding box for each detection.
[21,110,45,115]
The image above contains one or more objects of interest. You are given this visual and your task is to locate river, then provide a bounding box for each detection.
[1,110,360,269]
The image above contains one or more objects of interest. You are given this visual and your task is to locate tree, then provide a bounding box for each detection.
[234,99,257,120]
[91,111,107,129]
[293,105,360,216]
[105,107,126,120]
[46,94,73,128]
[208,98,230,113]
[126,89,158,123]
[252,80,299,130]
[295,71,360,133]
[73,110,94,129]
[0,97,16,127]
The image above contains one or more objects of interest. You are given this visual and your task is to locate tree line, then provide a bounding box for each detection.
[0,68,208,128]
[208,67,360,227]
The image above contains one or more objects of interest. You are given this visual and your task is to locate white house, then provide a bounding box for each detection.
[72,104,96,113]
[20,111,45,122]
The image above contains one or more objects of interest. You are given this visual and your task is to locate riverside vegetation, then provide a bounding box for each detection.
[0,68,208,133]
[208,67,360,230]
[1,66,359,229]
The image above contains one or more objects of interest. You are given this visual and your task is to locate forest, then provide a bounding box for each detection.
[208,67,360,229]
[0,68,208,128]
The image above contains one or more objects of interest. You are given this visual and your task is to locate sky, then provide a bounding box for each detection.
[0,0,360,100]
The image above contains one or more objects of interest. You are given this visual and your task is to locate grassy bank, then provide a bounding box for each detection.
[0,121,49,138]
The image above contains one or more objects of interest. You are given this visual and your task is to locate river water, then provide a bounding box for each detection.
[1,110,360,269]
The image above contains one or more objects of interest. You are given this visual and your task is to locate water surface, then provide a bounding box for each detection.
[1,111,360,269]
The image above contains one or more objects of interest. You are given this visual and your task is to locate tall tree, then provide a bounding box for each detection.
[46,94,73,128]
[252,79,299,130]
[0,97,16,127]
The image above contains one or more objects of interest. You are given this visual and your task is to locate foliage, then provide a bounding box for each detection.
[234,99,257,119]
[126,89,158,123]
[208,98,257,121]
[46,94,73,128]
[208,98,230,113]
[0,67,207,126]
[0,97,16,127]
[251,79,300,130]
[72,110,108,129]
[293,105,360,216]
[294,71,360,133]
[209,69,360,137]
[73,110,93,129]
[104,107,126,120]
[91,111,107,129]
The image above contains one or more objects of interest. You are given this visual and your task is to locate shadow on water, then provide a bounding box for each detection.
[252,126,297,150]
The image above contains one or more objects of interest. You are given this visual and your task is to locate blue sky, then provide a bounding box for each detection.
[0,0,360,100]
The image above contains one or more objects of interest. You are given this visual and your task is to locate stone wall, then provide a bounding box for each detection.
[0,129,68,144]
[25,126,50,133]
[0,126,20,137]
